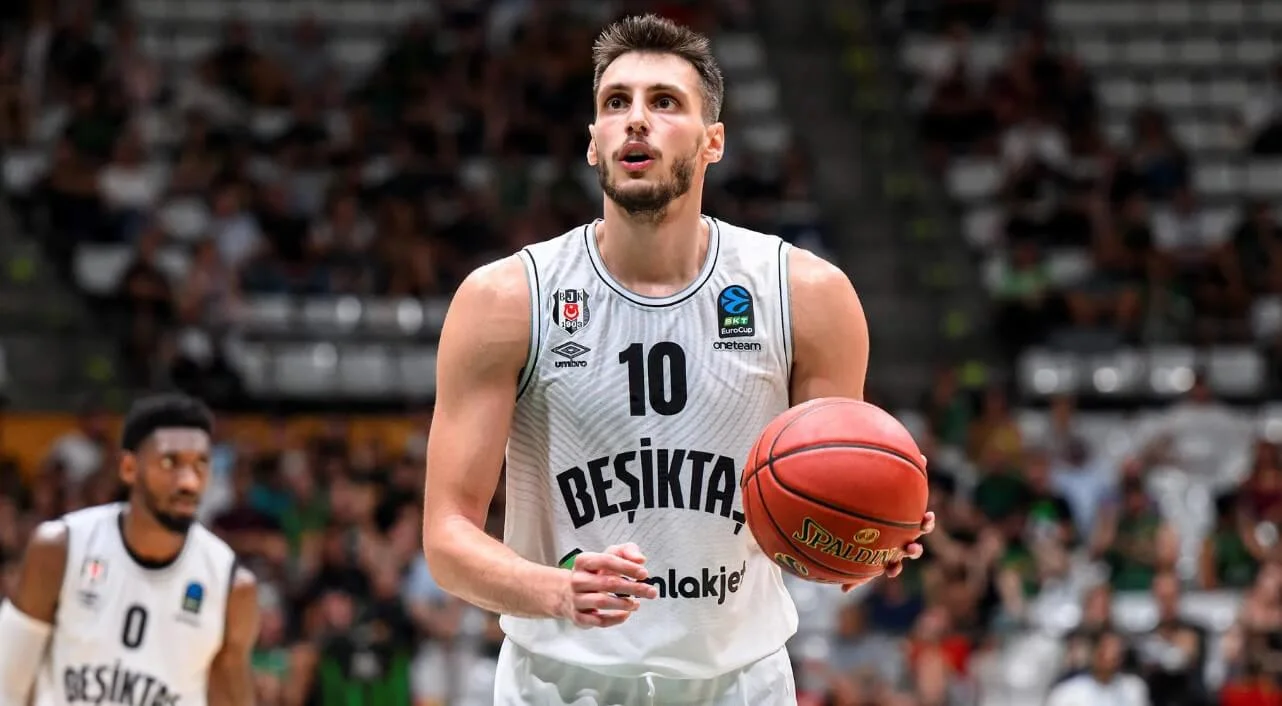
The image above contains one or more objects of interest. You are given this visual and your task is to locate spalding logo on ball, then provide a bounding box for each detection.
[742,398,929,584]
[792,518,904,567]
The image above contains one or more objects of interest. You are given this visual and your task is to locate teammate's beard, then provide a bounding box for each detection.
[138,484,196,534]
[597,146,697,223]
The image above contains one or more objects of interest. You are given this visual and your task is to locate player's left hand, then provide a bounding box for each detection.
[841,511,935,594]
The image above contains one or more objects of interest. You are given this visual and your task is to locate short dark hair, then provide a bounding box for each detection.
[120,393,214,452]
[592,14,725,123]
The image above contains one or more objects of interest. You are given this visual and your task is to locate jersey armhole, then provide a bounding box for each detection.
[54,519,70,619]
[515,248,542,400]
[776,239,794,374]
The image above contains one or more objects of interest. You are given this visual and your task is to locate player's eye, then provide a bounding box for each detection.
[159,456,175,470]
[605,96,626,110]
[654,96,677,110]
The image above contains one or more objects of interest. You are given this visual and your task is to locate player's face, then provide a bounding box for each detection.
[589,52,724,217]
[120,428,211,534]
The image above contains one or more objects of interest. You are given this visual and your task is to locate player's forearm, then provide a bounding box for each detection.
[423,515,565,619]
[0,601,52,704]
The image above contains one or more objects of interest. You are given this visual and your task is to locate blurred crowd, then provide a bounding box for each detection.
[0,0,822,390]
[912,0,1282,366]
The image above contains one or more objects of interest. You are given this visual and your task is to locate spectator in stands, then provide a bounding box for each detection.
[1067,194,1151,339]
[1046,630,1150,706]
[0,44,30,148]
[813,601,910,704]
[1240,62,1282,156]
[45,402,111,487]
[906,603,974,706]
[990,238,1058,361]
[1201,492,1263,590]
[969,385,1023,464]
[1091,466,1179,592]
[922,365,974,451]
[1142,372,1254,483]
[1220,201,1282,322]
[115,223,174,384]
[1223,562,1282,700]
[1062,583,1117,676]
[1129,108,1190,203]
[1052,436,1115,540]
[1131,572,1211,706]
[920,50,996,167]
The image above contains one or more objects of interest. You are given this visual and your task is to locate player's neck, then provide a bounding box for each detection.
[597,198,709,297]
[120,506,186,566]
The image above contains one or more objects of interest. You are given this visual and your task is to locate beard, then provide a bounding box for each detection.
[138,484,196,534]
[596,146,697,222]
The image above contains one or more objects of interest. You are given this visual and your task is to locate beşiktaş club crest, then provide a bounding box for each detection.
[552,288,590,335]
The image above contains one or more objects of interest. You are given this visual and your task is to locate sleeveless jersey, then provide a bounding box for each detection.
[34,503,237,706]
[500,217,799,679]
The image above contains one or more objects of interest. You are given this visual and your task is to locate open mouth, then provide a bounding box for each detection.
[619,144,656,171]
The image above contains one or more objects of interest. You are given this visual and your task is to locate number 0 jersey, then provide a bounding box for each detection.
[501,217,799,679]
[34,503,237,706]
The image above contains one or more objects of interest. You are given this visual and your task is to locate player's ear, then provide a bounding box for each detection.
[702,122,725,164]
[586,125,599,166]
[119,452,137,486]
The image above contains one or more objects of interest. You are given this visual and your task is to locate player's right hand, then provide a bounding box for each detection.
[557,543,659,628]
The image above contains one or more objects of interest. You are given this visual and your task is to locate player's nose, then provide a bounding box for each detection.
[625,103,649,135]
[174,465,202,491]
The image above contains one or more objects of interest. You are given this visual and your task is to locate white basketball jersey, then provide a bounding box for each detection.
[34,503,237,706]
[501,217,799,679]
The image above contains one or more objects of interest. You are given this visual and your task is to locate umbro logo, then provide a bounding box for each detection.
[552,342,590,368]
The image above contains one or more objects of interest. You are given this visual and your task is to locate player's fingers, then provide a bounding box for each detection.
[575,592,640,613]
[572,610,608,628]
[884,561,903,578]
[572,571,659,599]
[591,610,634,628]
[605,543,647,563]
[920,511,937,534]
[573,552,650,581]
[903,542,924,560]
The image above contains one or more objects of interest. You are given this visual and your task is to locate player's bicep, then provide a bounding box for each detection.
[208,567,258,706]
[0,522,66,700]
[787,248,869,404]
[9,521,68,622]
[424,257,531,531]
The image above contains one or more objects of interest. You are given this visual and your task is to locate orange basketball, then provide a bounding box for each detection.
[742,397,929,584]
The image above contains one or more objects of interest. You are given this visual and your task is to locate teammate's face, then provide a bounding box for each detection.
[589,52,724,218]
[119,428,211,534]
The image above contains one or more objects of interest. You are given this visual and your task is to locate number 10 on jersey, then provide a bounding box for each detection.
[619,343,688,416]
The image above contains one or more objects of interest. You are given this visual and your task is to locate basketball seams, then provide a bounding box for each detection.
[748,474,870,581]
[763,456,923,530]
[749,397,849,485]
[770,442,927,477]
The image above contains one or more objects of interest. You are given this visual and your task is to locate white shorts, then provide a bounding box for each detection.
[492,639,797,706]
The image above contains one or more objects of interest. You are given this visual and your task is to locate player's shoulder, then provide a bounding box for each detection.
[518,222,592,262]
[711,218,786,250]
[451,224,589,323]
[58,501,125,534]
[785,245,850,293]
[186,522,238,566]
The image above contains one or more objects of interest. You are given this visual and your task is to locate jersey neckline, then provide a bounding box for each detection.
[116,507,189,571]
[583,216,721,308]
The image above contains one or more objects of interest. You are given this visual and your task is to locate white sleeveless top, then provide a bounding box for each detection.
[500,217,799,679]
[34,503,237,706]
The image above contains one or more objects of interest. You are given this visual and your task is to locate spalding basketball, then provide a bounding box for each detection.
[742,397,929,584]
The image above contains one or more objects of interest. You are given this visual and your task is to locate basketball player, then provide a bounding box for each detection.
[0,393,259,706]
[422,14,935,705]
